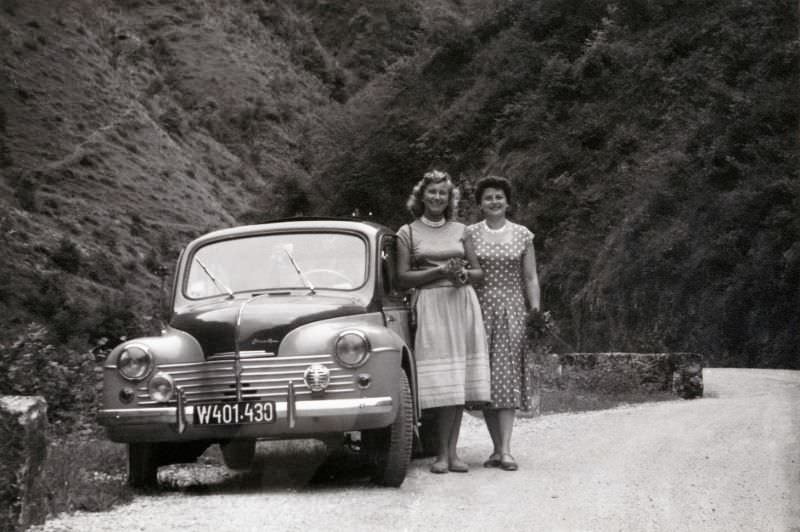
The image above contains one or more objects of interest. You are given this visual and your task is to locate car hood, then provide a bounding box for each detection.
[170,294,368,357]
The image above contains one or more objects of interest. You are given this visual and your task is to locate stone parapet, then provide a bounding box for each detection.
[0,396,48,532]
[525,352,704,417]
[543,352,703,396]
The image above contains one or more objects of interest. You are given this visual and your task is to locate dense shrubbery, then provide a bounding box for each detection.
[0,325,98,428]
[315,0,798,367]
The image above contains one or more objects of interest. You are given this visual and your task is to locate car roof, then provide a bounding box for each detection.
[187,218,394,248]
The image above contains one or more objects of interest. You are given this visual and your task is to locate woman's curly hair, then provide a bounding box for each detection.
[406,169,460,220]
[474,175,514,216]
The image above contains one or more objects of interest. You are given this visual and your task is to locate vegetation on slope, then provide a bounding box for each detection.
[0,0,796,430]
[315,0,799,368]
[0,0,483,422]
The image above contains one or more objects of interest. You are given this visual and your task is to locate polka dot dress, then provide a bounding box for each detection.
[466,221,534,410]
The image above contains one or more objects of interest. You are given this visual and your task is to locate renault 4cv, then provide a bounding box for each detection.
[98,218,419,488]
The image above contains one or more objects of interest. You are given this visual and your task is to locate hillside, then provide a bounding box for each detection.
[0,0,478,344]
[314,0,799,367]
[0,0,797,393]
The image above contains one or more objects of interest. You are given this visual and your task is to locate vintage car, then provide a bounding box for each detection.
[98,218,420,488]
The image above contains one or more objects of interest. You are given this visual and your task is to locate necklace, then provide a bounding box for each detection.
[420,215,446,228]
[483,220,508,233]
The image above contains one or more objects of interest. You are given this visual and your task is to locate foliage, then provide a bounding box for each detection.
[0,325,98,427]
[42,434,132,514]
[314,0,799,368]
[50,238,82,273]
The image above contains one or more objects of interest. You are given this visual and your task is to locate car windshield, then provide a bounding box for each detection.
[184,232,368,299]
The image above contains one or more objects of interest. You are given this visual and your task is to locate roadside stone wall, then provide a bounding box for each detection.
[0,396,48,532]
[526,352,704,416]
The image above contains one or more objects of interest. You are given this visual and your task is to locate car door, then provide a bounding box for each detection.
[378,235,413,347]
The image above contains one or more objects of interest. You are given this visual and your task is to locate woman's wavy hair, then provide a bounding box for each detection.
[406,169,460,220]
[474,175,514,216]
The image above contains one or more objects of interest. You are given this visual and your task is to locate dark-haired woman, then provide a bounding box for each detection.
[465,175,540,472]
[396,170,490,474]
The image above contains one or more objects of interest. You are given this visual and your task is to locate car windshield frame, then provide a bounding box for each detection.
[181,230,370,300]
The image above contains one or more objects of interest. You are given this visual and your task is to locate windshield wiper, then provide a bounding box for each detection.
[194,258,235,299]
[283,246,316,295]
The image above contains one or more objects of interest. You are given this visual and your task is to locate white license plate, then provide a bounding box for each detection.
[193,401,276,425]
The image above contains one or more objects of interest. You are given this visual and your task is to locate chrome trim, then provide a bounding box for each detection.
[234,299,253,401]
[369,346,396,353]
[210,350,277,359]
[175,387,187,434]
[98,396,393,426]
[130,353,358,406]
[287,380,296,428]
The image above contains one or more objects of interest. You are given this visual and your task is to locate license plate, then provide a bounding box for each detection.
[193,401,276,425]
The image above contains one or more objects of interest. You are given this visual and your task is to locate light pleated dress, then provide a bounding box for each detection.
[397,220,491,409]
[465,221,535,411]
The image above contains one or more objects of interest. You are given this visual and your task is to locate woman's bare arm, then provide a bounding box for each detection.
[462,234,485,286]
[522,241,541,311]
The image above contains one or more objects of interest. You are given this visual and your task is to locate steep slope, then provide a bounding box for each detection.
[0,0,484,344]
[314,0,799,367]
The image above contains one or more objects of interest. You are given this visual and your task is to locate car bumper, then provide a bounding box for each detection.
[98,396,395,442]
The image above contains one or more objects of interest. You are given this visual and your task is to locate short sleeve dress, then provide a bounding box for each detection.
[465,221,534,411]
[397,220,491,409]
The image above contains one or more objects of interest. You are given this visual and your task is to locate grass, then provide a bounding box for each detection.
[42,431,133,516]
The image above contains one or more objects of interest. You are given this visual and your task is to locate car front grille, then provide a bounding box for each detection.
[136,352,355,406]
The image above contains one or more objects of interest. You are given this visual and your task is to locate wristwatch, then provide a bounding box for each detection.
[456,270,469,285]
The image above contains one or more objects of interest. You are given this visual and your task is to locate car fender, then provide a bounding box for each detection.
[281,312,419,419]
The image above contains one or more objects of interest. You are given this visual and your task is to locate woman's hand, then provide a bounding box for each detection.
[525,309,552,340]
[447,258,473,286]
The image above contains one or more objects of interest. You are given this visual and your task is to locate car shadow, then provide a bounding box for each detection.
[157,439,377,494]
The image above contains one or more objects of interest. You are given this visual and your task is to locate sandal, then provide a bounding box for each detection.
[448,459,469,473]
[483,454,502,468]
[499,454,518,471]
[430,460,449,474]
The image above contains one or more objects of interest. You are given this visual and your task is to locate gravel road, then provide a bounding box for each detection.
[32,368,799,532]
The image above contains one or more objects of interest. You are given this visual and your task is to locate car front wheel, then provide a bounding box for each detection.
[362,371,413,487]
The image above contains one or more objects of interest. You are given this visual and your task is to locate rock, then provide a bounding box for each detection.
[670,353,704,399]
[0,396,48,532]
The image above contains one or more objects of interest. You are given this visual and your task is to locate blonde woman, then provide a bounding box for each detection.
[396,170,490,474]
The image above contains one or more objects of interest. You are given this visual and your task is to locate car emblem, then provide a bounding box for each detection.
[303,363,330,393]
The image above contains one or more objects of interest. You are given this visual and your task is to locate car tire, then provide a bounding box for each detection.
[128,442,160,490]
[221,439,256,470]
[362,371,413,487]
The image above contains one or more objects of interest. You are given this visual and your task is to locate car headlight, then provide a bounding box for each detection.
[148,371,175,402]
[116,344,154,381]
[334,330,370,368]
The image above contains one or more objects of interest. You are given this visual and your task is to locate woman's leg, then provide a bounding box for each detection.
[496,408,515,454]
[431,406,457,471]
[497,408,518,470]
[431,406,466,472]
[447,407,467,470]
[483,409,502,456]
